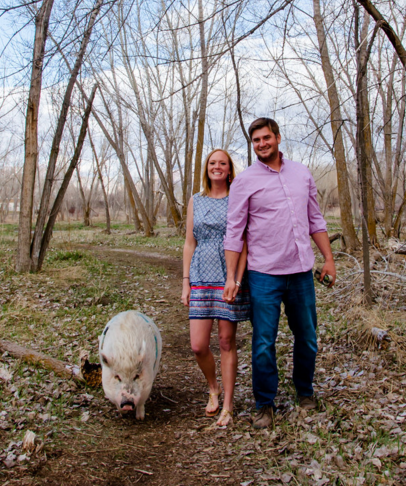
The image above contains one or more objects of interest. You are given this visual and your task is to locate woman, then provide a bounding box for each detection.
[181,149,250,426]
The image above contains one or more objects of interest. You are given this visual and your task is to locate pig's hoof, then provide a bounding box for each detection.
[136,405,145,420]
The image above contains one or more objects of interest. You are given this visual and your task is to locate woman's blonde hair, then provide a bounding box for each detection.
[201,149,236,196]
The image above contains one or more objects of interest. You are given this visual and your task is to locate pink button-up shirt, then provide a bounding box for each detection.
[224,155,327,275]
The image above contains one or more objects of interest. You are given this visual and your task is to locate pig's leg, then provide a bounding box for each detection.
[136,403,145,420]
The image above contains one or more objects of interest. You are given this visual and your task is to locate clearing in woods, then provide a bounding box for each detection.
[1,223,406,485]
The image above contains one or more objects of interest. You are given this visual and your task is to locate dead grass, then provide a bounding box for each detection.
[0,225,406,485]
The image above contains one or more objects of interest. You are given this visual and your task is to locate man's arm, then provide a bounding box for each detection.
[223,176,249,302]
[223,250,241,302]
[311,231,336,287]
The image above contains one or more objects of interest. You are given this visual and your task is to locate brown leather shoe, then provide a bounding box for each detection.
[298,395,317,410]
[252,405,274,429]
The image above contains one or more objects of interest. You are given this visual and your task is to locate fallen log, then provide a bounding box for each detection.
[0,339,83,381]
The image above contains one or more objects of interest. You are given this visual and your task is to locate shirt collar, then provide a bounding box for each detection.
[256,152,284,172]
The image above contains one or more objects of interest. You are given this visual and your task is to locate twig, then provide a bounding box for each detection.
[134,469,153,476]
[333,251,362,270]
[160,391,178,404]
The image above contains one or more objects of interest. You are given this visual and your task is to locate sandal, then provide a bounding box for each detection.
[217,408,233,426]
[205,387,222,417]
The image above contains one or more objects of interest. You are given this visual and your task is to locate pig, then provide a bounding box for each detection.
[99,310,162,419]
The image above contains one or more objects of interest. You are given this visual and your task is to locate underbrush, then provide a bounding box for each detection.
[0,222,406,485]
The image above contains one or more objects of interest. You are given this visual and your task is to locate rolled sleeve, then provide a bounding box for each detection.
[224,177,248,253]
[308,175,327,235]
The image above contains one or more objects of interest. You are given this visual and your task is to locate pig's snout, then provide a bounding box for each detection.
[120,399,135,411]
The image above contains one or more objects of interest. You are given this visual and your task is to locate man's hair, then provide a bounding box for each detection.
[201,149,236,196]
[248,118,280,140]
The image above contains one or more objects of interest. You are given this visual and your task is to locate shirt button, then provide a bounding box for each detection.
[294,224,297,227]
[291,211,294,214]
[295,238,298,241]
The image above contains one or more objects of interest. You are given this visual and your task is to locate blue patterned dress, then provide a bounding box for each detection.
[189,193,250,322]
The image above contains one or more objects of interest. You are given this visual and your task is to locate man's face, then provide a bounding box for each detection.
[252,126,281,163]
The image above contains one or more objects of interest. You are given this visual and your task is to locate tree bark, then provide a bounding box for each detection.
[360,11,378,245]
[0,339,82,381]
[354,3,379,306]
[16,0,54,272]
[89,133,111,234]
[37,85,97,271]
[30,0,104,271]
[230,45,252,166]
[356,0,406,67]
[76,166,90,226]
[313,0,360,251]
[192,0,209,194]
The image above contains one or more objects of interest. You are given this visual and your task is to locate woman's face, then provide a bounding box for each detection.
[207,151,230,184]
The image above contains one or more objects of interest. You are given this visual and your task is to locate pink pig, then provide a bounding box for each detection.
[99,311,162,419]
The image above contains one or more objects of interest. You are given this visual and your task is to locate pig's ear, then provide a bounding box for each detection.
[101,353,110,366]
[139,339,146,358]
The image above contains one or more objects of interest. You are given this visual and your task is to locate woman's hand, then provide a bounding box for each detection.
[223,277,237,303]
[181,280,191,306]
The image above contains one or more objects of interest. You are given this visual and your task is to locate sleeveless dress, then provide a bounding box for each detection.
[189,193,250,322]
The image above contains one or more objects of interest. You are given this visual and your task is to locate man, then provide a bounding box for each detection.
[223,118,336,429]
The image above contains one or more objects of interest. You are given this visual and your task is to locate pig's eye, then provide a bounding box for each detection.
[114,375,122,382]
[133,374,139,381]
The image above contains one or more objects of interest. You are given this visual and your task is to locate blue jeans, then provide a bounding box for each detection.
[248,270,317,409]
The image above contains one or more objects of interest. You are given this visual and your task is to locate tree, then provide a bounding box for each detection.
[15,0,54,272]
[356,0,406,67]
[313,0,360,251]
[30,0,105,271]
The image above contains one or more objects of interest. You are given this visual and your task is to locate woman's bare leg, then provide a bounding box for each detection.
[190,319,220,413]
[217,319,238,424]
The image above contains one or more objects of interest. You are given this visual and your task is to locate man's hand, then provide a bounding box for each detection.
[223,277,237,303]
[320,259,336,288]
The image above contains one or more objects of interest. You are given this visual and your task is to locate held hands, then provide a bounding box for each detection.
[181,280,191,306]
[223,277,239,303]
[319,259,336,288]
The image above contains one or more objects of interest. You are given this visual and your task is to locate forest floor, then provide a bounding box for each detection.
[1,221,406,486]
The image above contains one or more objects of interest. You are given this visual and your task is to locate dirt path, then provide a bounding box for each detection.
[2,244,406,486]
[2,247,256,486]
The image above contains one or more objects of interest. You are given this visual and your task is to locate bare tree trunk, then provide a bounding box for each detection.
[124,177,142,231]
[16,0,54,272]
[37,85,97,270]
[192,0,209,194]
[393,195,405,237]
[360,11,378,245]
[91,86,153,235]
[31,0,104,271]
[313,0,359,251]
[89,132,111,234]
[356,0,406,67]
[76,166,90,226]
[354,3,380,306]
[230,45,252,166]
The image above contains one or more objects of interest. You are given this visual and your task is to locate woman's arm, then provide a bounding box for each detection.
[181,197,197,306]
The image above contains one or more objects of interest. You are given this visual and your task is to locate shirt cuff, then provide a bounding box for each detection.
[223,237,244,253]
[309,224,327,235]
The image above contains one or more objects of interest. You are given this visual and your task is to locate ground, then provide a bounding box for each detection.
[1,222,406,486]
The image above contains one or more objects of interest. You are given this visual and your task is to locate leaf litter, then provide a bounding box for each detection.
[0,226,405,484]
